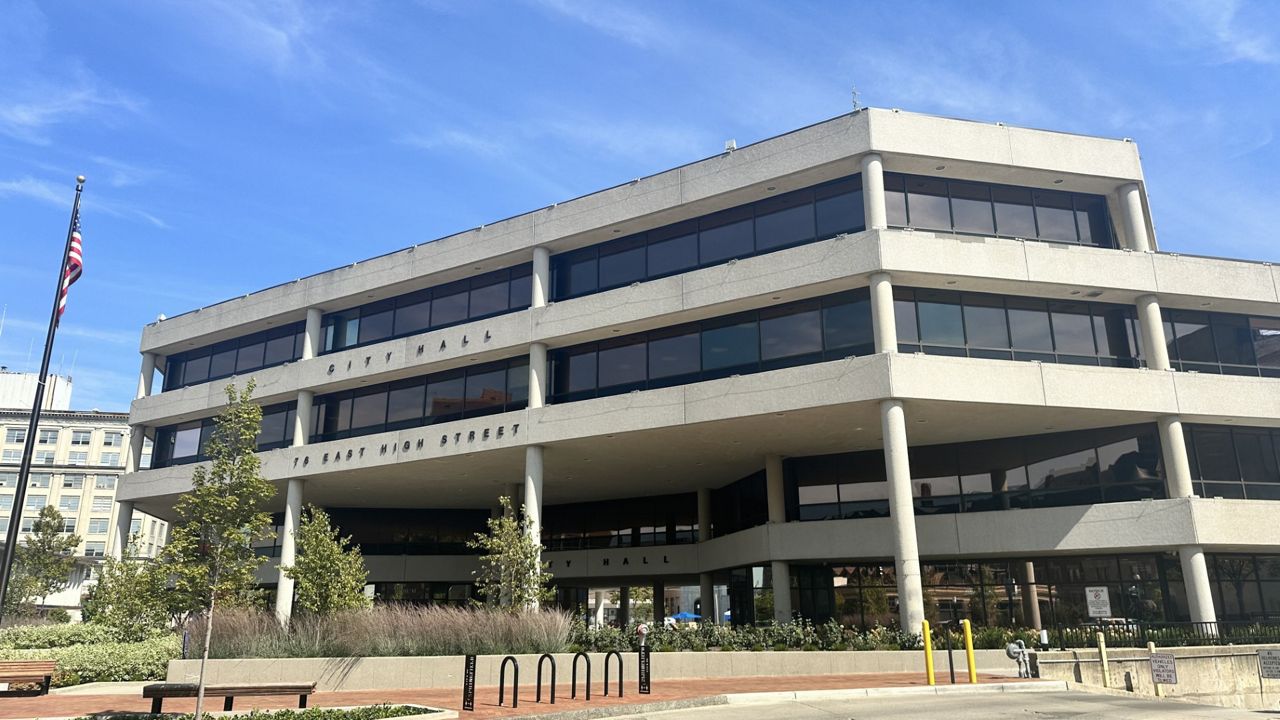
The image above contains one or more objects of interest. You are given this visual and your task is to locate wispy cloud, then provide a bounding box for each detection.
[0,175,170,229]
[0,317,137,346]
[0,176,65,205]
[0,72,144,145]
[90,155,167,189]
[529,0,678,49]
[1170,0,1278,64]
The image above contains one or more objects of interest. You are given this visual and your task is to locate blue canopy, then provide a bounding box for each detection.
[670,611,701,620]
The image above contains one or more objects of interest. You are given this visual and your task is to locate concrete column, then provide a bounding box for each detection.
[618,586,631,627]
[524,445,545,604]
[765,454,786,523]
[528,342,548,409]
[303,307,323,360]
[699,573,715,624]
[1020,561,1042,630]
[293,390,314,447]
[861,153,887,230]
[274,477,305,624]
[593,590,606,627]
[697,488,712,542]
[1119,183,1152,253]
[532,246,551,309]
[870,272,898,354]
[136,353,157,400]
[125,427,146,473]
[111,501,135,560]
[1136,294,1170,371]
[1159,416,1195,498]
[771,560,793,623]
[881,399,924,631]
[1180,545,1217,624]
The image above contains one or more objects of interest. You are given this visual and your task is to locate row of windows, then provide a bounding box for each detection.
[322,264,533,354]
[788,424,1166,521]
[164,322,306,391]
[542,493,698,550]
[883,172,1115,247]
[1201,554,1280,623]
[893,288,1145,367]
[153,401,298,468]
[0,472,118,489]
[0,449,121,466]
[4,494,117,513]
[552,176,866,300]
[1185,425,1280,500]
[2,428,123,446]
[549,291,874,403]
[1161,310,1280,377]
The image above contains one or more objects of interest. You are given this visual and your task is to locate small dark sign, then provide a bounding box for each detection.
[639,646,651,695]
[462,654,477,711]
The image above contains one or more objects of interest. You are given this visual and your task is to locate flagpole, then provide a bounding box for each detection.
[0,176,84,624]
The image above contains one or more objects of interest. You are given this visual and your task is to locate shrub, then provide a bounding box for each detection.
[0,622,119,649]
[0,635,180,687]
[46,609,72,624]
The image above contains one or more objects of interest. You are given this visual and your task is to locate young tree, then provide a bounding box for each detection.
[282,505,371,616]
[467,496,552,611]
[81,535,170,641]
[159,382,275,720]
[15,506,81,610]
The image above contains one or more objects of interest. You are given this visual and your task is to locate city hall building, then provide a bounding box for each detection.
[119,109,1280,631]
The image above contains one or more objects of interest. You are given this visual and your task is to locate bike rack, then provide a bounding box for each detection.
[604,650,623,697]
[571,652,591,700]
[536,653,557,704]
[498,655,519,708]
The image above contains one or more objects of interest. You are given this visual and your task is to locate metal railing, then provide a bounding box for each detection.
[1050,621,1280,650]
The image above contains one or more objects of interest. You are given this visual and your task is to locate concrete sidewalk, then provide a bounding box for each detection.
[0,673,1030,719]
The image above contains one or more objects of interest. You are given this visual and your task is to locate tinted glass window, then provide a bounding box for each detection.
[506,362,529,407]
[431,281,469,327]
[916,291,964,346]
[209,344,237,378]
[358,306,394,345]
[962,296,1008,349]
[815,178,863,238]
[699,207,753,264]
[905,177,950,230]
[1193,428,1238,481]
[647,223,698,278]
[350,390,388,430]
[561,349,597,394]
[1050,303,1096,355]
[465,366,508,415]
[236,341,265,373]
[649,329,700,380]
[508,268,532,309]
[1033,190,1077,242]
[1094,309,1133,360]
[264,333,295,366]
[469,273,509,318]
[258,408,289,447]
[1212,315,1255,367]
[562,252,598,297]
[394,293,432,337]
[598,340,647,388]
[883,173,908,226]
[992,186,1037,238]
[823,297,873,354]
[1234,430,1278,483]
[754,190,815,251]
[1074,195,1110,246]
[184,353,210,384]
[760,303,821,362]
[598,237,647,289]
[702,319,759,371]
[949,182,994,235]
[387,381,426,425]
[172,424,202,459]
[894,295,919,344]
[1171,311,1216,364]
[1253,318,1280,368]
[1007,299,1053,351]
[425,372,465,421]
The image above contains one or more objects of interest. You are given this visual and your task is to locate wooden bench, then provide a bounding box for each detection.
[142,682,317,714]
[0,660,56,695]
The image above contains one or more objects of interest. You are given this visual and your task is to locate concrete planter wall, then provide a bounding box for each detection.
[169,649,1014,692]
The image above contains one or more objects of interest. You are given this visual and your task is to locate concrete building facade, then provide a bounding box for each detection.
[120,109,1280,630]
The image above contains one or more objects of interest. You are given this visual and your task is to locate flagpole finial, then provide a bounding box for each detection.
[76,176,85,185]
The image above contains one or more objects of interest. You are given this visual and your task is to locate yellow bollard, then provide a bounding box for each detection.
[1098,632,1110,688]
[1147,641,1163,697]
[922,620,936,686]
[961,619,978,684]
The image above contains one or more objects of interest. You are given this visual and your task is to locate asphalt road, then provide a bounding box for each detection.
[609,691,1265,719]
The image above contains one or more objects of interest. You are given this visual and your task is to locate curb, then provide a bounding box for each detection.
[723,680,1068,704]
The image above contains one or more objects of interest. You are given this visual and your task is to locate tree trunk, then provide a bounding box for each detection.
[195,580,217,720]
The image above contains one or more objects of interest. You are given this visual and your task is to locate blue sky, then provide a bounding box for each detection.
[0,0,1277,411]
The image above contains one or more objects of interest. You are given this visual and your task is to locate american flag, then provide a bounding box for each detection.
[57,215,84,322]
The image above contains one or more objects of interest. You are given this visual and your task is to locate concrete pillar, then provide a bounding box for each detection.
[591,589,606,622]
[532,246,551,309]
[1159,416,1195,498]
[1020,561,1042,630]
[274,477,305,624]
[697,488,712,541]
[771,560,793,623]
[1136,294,1170,371]
[699,573,715,624]
[881,399,924,631]
[861,153,887,230]
[293,390,314,447]
[136,353,157,400]
[524,445,545,603]
[1180,545,1217,624]
[870,272,898,354]
[125,427,146,474]
[528,342,548,409]
[765,454,786,523]
[1119,183,1152,253]
[111,501,135,560]
[618,586,631,627]
[303,307,323,360]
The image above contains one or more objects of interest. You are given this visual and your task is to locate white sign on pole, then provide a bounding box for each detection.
[1259,649,1280,679]
[1150,653,1178,685]
[1085,586,1112,618]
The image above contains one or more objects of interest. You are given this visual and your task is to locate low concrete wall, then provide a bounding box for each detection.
[1036,644,1280,711]
[168,650,1014,692]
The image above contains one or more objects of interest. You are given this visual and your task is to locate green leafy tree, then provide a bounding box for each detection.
[158,382,275,720]
[14,505,81,610]
[81,535,170,641]
[467,496,552,610]
[282,505,371,616]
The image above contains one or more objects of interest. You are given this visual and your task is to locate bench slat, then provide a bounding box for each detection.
[143,683,315,699]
